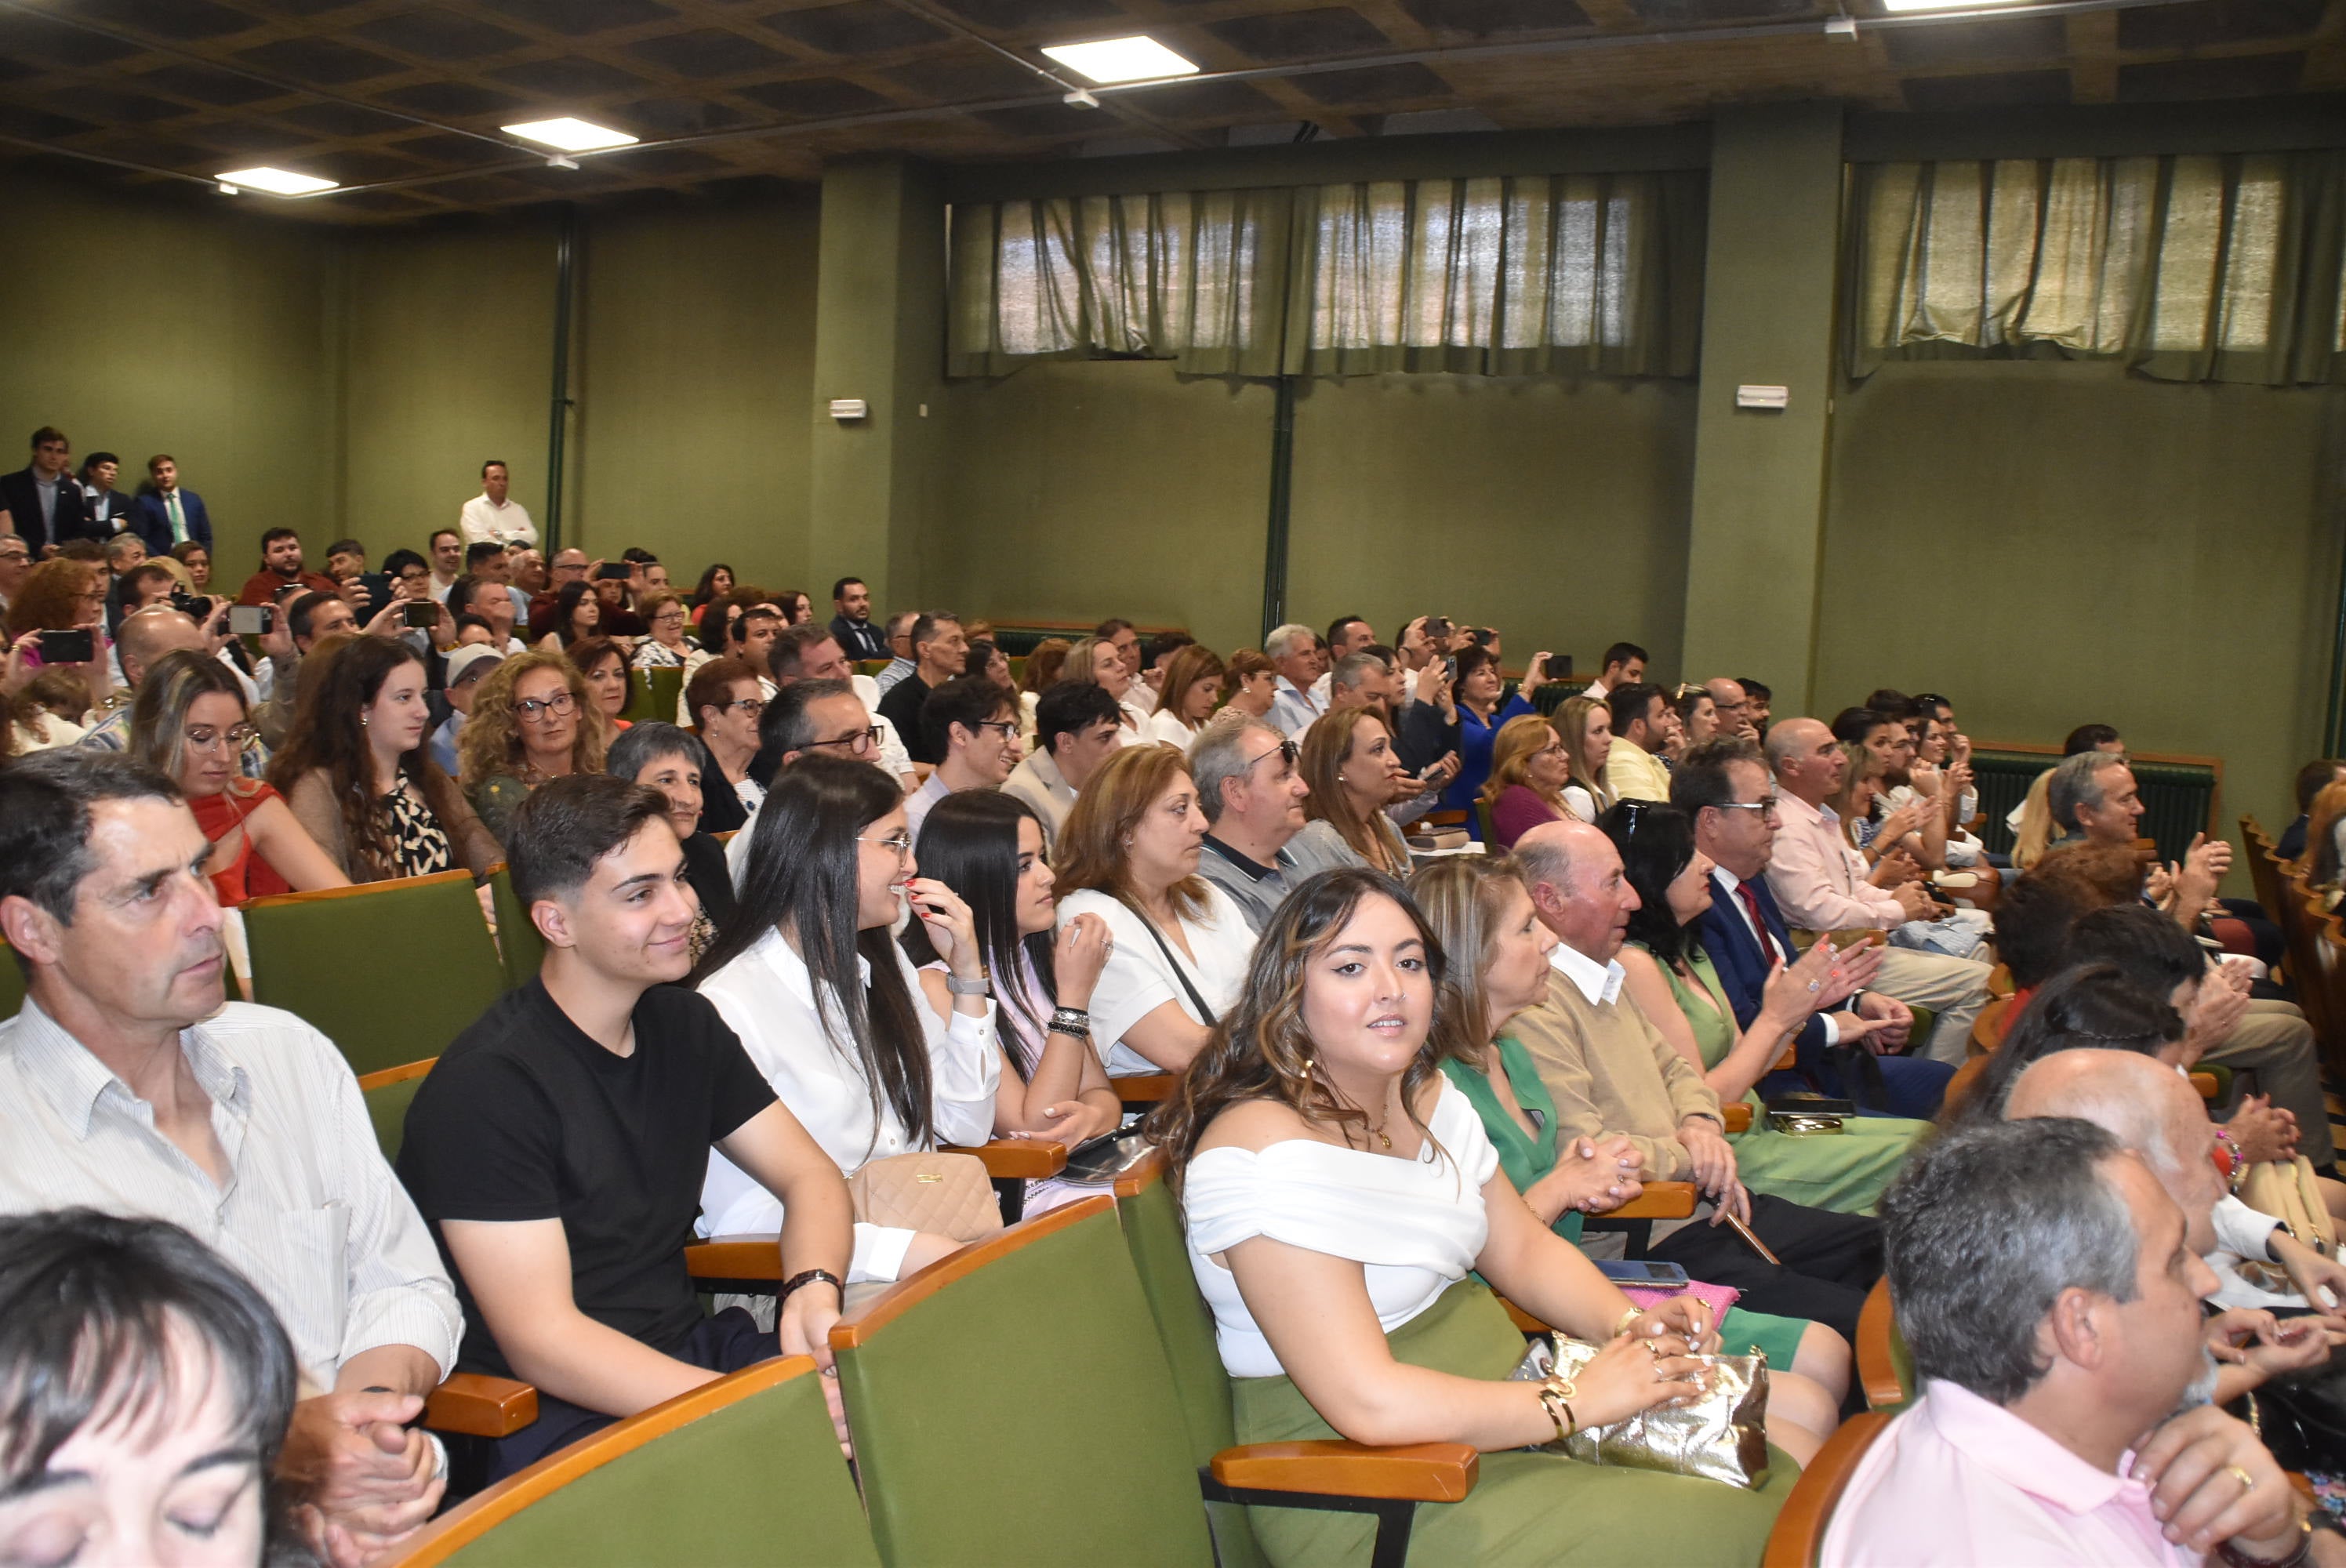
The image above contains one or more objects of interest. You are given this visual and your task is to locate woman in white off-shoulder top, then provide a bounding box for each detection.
[1149,866,1799,1567]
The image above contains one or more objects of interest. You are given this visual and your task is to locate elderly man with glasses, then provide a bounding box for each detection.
[1189,718,1361,934]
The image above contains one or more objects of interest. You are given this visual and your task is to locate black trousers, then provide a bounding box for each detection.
[483,1306,778,1483]
[1646,1194,1882,1355]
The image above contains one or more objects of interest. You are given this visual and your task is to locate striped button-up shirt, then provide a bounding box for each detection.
[0,997,460,1388]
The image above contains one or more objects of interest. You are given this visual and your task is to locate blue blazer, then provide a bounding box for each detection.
[130,488,212,554]
[1693,874,1836,1078]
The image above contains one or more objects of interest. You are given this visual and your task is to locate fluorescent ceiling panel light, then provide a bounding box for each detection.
[1040,35,1198,85]
[1877,0,2033,12]
[502,117,638,152]
[216,166,338,195]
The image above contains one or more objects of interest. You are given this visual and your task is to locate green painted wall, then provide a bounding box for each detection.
[1821,358,2345,858]
[572,194,821,588]
[0,172,334,578]
[1288,373,1695,670]
[336,221,555,563]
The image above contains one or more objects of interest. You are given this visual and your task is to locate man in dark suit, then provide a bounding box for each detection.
[827,575,889,660]
[78,452,136,535]
[129,455,212,554]
[1676,736,1955,1120]
[0,426,94,554]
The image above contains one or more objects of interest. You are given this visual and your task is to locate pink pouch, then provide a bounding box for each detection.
[1619,1279,1741,1323]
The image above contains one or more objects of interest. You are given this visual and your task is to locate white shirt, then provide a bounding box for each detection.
[459,494,536,548]
[1267,677,1324,739]
[1145,706,1202,750]
[1549,935,1626,1006]
[1185,1080,1497,1377]
[695,928,1000,1275]
[902,772,953,838]
[0,997,460,1388]
[1056,883,1256,1077]
[1002,750,1077,847]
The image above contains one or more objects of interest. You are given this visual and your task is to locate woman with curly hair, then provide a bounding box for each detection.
[459,649,605,847]
[1144,868,1793,1564]
[272,633,500,883]
[2,557,111,713]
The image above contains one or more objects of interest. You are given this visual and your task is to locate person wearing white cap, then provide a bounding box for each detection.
[434,643,504,777]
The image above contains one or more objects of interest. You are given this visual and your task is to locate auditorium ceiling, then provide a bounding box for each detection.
[0,0,2338,220]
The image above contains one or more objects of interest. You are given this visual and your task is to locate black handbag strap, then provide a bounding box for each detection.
[1117,897,1218,1028]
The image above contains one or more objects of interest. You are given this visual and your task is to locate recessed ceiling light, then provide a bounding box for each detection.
[216,166,338,196]
[502,117,638,153]
[1040,35,1198,85]
[1877,0,2033,12]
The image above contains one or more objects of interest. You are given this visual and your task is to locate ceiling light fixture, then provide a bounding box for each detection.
[1876,0,2032,12]
[502,117,638,153]
[1040,35,1199,85]
[216,166,337,196]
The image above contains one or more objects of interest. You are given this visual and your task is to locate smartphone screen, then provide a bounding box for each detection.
[37,628,93,662]
[403,601,439,629]
[230,605,272,637]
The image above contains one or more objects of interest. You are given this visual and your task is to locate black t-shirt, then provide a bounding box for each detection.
[877,673,935,764]
[396,979,777,1378]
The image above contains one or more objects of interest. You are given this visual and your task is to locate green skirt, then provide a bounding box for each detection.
[1229,1278,1796,1567]
[1730,1103,1930,1214]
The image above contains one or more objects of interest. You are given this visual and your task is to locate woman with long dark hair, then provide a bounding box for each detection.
[904,791,1123,1207]
[1436,644,1545,811]
[1146,869,1789,1563]
[688,562,735,610]
[273,635,500,884]
[534,579,601,653]
[1603,800,1931,1213]
[692,754,1000,1287]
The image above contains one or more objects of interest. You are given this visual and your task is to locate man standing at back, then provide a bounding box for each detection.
[459,460,536,548]
[0,426,93,554]
[131,454,213,554]
[828,576,888,660]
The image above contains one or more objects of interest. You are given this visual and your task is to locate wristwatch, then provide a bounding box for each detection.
[2214,1515,2314,1568]
[944,969,991,996]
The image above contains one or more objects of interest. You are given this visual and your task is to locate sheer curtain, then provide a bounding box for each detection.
[948,170,1705,379]
[1848,151,2346,385]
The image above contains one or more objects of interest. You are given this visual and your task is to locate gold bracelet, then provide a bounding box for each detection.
[1614,1306,1644,1339]
[1536,1375,1578,1443]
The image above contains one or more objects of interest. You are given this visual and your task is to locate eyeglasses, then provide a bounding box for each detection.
[805,727,882,754]
[859,831,914,862]
[652,611,687,626]
[720,696,767,717]
[1712,797,1781,823]
[513,690,578,723]
[974,720,1019,740]
[1244,739,1298,773]
[184,723,260,753]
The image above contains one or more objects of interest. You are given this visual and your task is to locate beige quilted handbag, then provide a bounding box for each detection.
[847,1152,1004,1242]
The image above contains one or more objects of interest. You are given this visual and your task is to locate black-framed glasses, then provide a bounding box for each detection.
[806,726,882,753]
[721,696,768,716]
[1244,739,1298,773]
[514,691,578,723]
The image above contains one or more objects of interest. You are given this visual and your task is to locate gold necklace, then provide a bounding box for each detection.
[1365,1104,1393,1151]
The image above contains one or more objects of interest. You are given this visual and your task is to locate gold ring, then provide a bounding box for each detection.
[2226,1465,2257,1493]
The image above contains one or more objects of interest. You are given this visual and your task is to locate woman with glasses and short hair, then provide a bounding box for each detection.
[458,650,605,848]
[129,648,348,904]
[693,753,1000,1291]
[685,655,766,836]
[629,590,697,670]
[608,720,735,963]
[272,633,500,884]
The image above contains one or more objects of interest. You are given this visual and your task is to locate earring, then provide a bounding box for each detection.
[360,714,369,727]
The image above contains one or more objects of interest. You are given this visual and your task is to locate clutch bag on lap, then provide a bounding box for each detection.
[1511,1335,1770,1490]
[848,1152,1003,1242]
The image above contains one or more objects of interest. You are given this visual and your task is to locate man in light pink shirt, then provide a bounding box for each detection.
[1764,717,1992,1064]
[1821,1118,2318,1568]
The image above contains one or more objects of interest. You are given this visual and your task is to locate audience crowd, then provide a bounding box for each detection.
[4,423,2345,1566]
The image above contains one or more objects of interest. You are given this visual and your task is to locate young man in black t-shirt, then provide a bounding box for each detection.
[398,775,852,1479]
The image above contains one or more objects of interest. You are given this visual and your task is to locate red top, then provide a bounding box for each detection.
[189,782,293,906]
[235,569,340,607]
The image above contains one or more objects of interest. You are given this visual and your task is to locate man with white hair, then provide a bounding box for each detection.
[1191,717,1357,933]
[1265,622,1326,738]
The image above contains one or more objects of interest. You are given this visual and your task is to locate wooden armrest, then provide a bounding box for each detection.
[425,1374,537,1438]
[684,1236,783,1281]
[1772,1040,1799,1071]
[2190,1071,2220,1100]
[1608,1181,1698,1220]
[942,1139,1069,1179]
[1211,1441,1480,1504]
[1113,1072,1178,1105]
[1722,1103,1752,1134]
[1855,1279,1905,1410]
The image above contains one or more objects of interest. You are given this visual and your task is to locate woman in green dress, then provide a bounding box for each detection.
[1153,868,1804,1568]
[1602,802,1930,1215]
[1411,855,1848,1452]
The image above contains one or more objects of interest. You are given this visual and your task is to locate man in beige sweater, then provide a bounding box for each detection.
[1504,819,1883,1353]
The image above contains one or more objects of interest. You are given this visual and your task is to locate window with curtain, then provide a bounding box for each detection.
[1847,151,2346,385]
[947,170,1705,379]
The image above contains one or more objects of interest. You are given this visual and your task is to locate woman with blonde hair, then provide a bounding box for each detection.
[1294,706,1413,877]
[1145,643,1228,747]
[1480,713,1570,850]
[1145,869,1793,1564]
[1552,694,1614,822]
[1053,743,1256,1074]
[130,648,347,904]
[459,649,606,846]
[1062,635,1149,736]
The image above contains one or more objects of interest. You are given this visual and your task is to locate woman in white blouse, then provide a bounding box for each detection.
[692,753,1001,1287]
[1062,636,1153,741]
[1053,745,1258,1076]
[1142,644,1227,750]
[1149,867,1793,1566]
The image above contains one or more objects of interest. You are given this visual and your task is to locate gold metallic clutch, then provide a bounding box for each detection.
[1512,1337,1771,1490]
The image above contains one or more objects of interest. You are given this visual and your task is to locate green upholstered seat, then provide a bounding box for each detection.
[388,1356,877,1568]
[241,872,505,1076]
[358,1059,434,1163]
[485,864,544,991]
[1473,797,1498,848]
[622,665,684,724]
[832,1197,1215,1568]
[1113,1159,1272,1568]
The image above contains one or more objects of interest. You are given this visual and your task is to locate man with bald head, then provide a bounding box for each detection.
[1503,817,1883,1352]
[1704,678,1757,741]
[77,607,270,779]
[1758,720,1992,1064]
[2007,1051,2346,1387]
